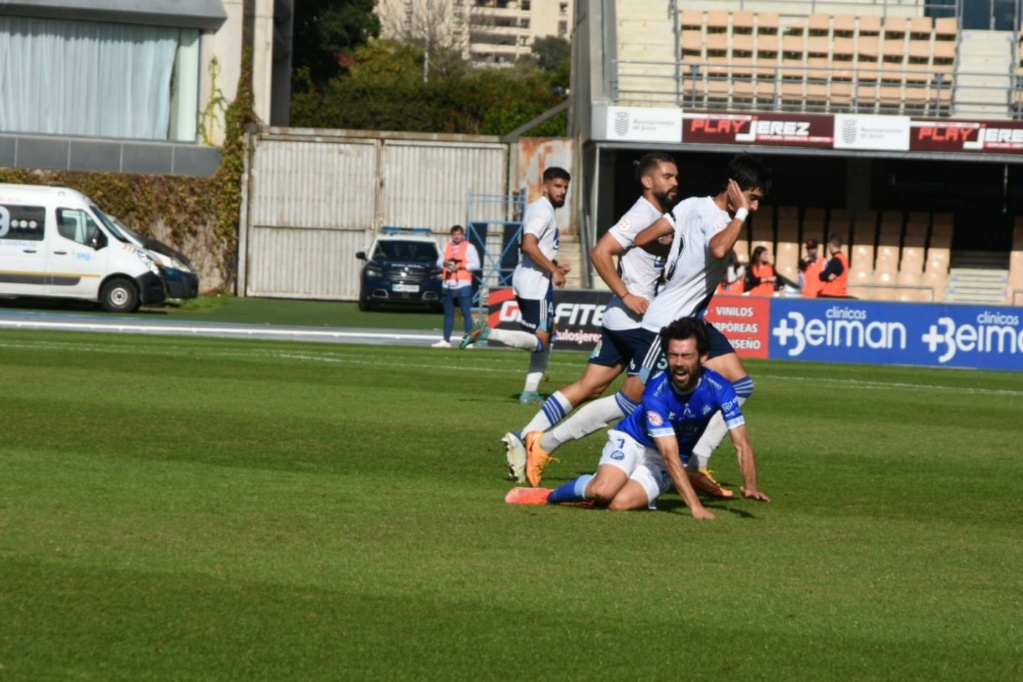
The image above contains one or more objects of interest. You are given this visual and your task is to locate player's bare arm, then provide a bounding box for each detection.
[522,233,566,288]
[728,424,770,502]
[634,216,674,249]
[590,231,649,316]
[655,435,715,520]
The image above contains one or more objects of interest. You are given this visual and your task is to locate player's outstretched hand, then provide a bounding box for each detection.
[741,487,771,502]
[691,506,716,520]
[622,293,650,316]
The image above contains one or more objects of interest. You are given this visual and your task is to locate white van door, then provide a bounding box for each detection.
[0,203,48,295]
[49,207,108,300]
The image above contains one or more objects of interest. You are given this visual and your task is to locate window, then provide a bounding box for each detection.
[0,16,198,141]
[0,205,46,241]
[560,3,567,14]
[559,20,568,34]
[56,208,101,246]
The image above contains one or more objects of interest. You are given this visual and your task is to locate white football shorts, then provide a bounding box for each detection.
[599,429,673,509]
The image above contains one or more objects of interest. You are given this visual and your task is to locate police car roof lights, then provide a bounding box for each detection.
[381,226,433,236]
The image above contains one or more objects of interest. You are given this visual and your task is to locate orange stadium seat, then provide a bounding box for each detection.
[909,16,933,40]
[808,14,831,36]
[733,11,755,34]
[776,208,801,284]
[679,9,702,30]
[873,213,902,300]
[859,15,882,37]
[833,15,855,38]
[850,211,877,298]
[925,213,952,301]
[757,12,780,35]
[899,213,928,300]
[934,17,957,41]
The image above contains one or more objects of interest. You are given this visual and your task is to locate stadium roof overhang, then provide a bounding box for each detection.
[0,0,227,30]
[588,104,1023,165]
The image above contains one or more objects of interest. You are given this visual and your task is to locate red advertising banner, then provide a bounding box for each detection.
[702,295,772,359]
[910,119,1023,154]
[682,112,835,148]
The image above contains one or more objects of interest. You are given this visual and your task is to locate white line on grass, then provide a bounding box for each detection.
[2,337,1020,397]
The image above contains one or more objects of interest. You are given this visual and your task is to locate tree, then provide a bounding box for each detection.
[292,0,381,86]
[530,36,570,73]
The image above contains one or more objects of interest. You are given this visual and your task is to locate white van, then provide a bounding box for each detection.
[0,184,165,312]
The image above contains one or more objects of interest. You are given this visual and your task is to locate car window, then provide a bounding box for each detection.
[374,240,438,263]
[0,204,45,241]
[56,208,101,246]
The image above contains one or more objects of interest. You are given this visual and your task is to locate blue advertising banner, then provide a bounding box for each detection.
[767,299,1023,372]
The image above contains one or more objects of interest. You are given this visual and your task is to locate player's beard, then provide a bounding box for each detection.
[654,188,679,211]
[550,195,566,209]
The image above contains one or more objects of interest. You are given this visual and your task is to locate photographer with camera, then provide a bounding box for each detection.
[433,225,480,348]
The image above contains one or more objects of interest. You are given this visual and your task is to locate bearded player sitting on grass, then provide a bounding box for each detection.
[505,317,771,518]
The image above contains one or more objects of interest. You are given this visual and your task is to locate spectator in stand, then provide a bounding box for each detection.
[717,251,747,294]
[799,238,826,298]
[818,236,850,298]
[746,245,777,296]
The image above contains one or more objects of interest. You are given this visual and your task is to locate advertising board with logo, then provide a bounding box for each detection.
[910,119,1023,154]
[702,295,771,359]
[768,299,1023,371]
[682,112,835,148]
[599,106,684,143]
[833,114,911,151]
[485,289,1023,372]
[486,288,607,350]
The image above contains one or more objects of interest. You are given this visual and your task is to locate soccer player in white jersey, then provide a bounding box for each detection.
[519,154,771,496]
[505,317,770,515]
[501,153,679,484]
[460,167,571,405]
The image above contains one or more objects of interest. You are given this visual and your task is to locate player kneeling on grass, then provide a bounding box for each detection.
[505,317,771,518]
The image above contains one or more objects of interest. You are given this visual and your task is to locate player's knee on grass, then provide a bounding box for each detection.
[587,468,628,504]
[608,482,651,511]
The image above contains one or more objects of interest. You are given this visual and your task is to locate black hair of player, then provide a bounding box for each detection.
[659,317,711,358]
[543,167,571,183]
[721,153,772,196]
[633,152,677,184]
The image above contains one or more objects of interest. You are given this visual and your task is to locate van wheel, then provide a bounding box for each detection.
[100,278,140,313]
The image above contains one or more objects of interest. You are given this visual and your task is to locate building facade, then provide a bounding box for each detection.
[378,0,573,66]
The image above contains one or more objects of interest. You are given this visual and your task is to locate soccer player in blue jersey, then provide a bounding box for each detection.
[505,317,771,517]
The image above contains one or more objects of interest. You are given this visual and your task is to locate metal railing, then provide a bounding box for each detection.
[611,58,1023,118]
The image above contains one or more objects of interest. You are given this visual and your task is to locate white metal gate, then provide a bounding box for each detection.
[239,128,509,300]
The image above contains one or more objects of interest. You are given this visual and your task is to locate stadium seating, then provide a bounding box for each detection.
[872,213,902,300]
[670,8,958,115]
[898,213,929,301]
[849,211,877,297]
[728,206,956,302]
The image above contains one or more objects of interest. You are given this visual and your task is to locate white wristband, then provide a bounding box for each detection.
[734,208,749,223]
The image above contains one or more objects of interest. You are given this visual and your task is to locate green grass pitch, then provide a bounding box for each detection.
[1,330,1020,680]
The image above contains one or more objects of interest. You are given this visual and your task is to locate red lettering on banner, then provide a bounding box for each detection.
[917,127,975,142]
[703,295,772,359]
[691,118,747,135]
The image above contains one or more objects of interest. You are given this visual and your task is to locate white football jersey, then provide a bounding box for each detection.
[601,197,668,331]
[513,196,559,299]
[641,195,733,333]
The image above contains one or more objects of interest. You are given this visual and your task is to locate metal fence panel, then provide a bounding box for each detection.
[381,141,507,230]
[246,225,370,299]
[249,139,378,229]
[244,132,510,301]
